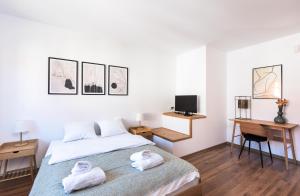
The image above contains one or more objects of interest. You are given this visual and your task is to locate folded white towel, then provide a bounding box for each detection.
[71,161,92,175]
[62,167,106,193]
[130,150,152,161]
[131,153,164,171]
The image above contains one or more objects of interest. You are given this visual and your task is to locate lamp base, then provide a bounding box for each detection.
[15,142,28,147]
[15,132,28,147]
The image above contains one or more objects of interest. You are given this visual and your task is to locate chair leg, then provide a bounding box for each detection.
[248,140,251,155]
[258,142,263,168]
[267,141,273,163]
[239,139,247,159]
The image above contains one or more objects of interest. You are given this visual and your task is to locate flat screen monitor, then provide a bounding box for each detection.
[175,95,197,115]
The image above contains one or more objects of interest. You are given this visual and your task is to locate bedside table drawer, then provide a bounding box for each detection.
[139,131,152,137]
[0,149,35,160]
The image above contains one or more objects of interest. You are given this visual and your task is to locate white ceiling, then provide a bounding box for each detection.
[1,0,300,53]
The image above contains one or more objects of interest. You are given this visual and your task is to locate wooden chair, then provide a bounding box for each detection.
[238,122,273,168]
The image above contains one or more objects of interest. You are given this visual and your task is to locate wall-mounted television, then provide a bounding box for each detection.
[175,95,198,116]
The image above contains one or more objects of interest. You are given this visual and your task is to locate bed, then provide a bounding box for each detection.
[30,133,201,196]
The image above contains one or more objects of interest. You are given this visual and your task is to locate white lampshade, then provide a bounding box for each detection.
[15,120,33,133]
[136,113,144,122]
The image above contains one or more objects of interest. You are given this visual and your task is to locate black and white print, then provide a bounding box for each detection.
[48,57,78,95]
[82,62,106,95]
[108,65,128,95]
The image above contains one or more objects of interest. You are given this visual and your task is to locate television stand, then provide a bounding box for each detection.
[174,111,193,116]
[152,112,206,142]
[163,112,205,120]
[184,112,193,116]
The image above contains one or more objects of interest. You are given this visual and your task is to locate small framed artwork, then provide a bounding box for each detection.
[82,62,106,95]
[108,65,128,95]
[252,64,282,99]
[48,57,78,95]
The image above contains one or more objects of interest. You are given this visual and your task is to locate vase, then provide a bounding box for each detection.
[274,105,286,124]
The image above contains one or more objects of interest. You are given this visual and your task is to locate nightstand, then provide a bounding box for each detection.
[129,126,153,139]
[0,139,38,182]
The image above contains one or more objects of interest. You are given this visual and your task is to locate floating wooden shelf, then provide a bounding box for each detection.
[152,112,206,142]
[161,112,206,139]
[163,112,206,120]
[152,127,191,142]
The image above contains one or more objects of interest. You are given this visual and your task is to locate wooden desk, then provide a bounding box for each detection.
[230,119,298,169]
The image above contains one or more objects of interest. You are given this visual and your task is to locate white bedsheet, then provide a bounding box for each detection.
[48,133,154,164]
[149,171,199,196]
[46,134,200,195]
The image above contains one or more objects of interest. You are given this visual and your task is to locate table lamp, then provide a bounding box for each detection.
[15,120,32,146]
[235,96,251,120]
[136,113,144,127]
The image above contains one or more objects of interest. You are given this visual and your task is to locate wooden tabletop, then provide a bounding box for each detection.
[230,119,298,129]
[152,127,191,142]
[0,139,38,154]
[163,112,206,120]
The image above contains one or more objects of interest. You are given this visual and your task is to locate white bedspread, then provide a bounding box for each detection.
[48,133,154,164]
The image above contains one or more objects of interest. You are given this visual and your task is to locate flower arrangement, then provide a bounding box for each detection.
[275,98,288,107]
[274,98,288,124]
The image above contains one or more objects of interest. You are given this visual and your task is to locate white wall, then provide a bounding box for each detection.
[6,10,299,171]
[227,33,300,160]
[157,46,227,157]
[162,116,190,135]
[0,14,176,169]
[176,47,206,114]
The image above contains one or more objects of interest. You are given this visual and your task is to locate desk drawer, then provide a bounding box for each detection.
[0,149,35,160]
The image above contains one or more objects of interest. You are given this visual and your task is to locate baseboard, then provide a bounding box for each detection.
[181,142,227,159]
[228,142,300,165]
[181,141,300,165]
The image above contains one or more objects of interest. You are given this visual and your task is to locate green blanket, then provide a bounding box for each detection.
[30,145,198,196]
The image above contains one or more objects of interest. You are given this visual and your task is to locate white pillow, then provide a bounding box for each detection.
[63,121,97,142]
[97,119,128,137]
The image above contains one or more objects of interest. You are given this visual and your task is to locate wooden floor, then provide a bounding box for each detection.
[1,144,300,196]
[183,144,300,196]
[0,177,33,196]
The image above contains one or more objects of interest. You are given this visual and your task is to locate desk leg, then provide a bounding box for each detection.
[231,122,236,153]
[282,128,289,169]
[288,129,297,165]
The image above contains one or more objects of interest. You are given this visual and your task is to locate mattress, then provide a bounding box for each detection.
[30,137,199,196]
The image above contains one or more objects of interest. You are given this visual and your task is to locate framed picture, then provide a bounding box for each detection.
[82,62,106,95]
[252,64,282,99]
[48,57,78,95]
[108,65,128,95]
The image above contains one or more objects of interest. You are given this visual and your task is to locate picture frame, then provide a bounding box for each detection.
[252,64,282,99]
[82,62,106,95]
[48,57,78,95]
[108,65,128,96]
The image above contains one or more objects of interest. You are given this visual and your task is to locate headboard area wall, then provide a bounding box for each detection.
[0,14,176,169]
